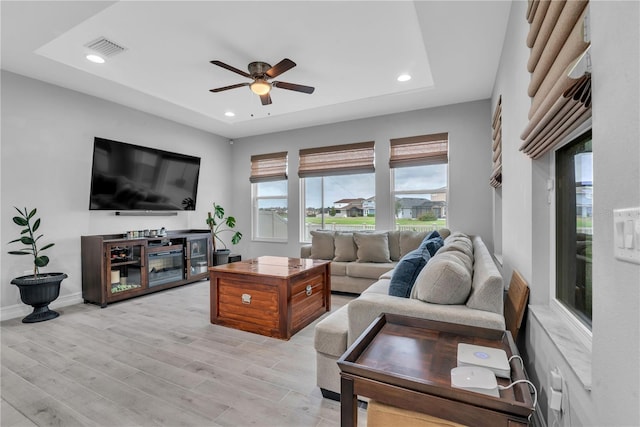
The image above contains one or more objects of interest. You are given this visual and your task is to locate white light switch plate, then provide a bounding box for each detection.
[614,208,640,264]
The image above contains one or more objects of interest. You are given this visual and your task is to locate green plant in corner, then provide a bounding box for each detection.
[206,202,242,253]
[8,207,55,277]
[7,206,67,323]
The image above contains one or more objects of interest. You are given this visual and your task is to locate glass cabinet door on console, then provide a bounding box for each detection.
[186,236,211,280]
[106,242,145,298]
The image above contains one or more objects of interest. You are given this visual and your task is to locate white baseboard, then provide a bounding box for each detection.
[0,292,84,322]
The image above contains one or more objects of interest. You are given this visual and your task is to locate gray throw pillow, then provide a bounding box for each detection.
[353,232,392,263]
[399,230,429,258]
[310,230,335,260]
[411,252,472,304]
[387,230,401,261]
[333,232,357,262]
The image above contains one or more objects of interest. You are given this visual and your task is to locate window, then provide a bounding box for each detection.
[390,133,448,232]
[556,130,592,328]
[299,142,375,242]
[250,152,288,241]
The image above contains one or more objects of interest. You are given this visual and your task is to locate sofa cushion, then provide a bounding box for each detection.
[437,247,473,272]
[411,252,472,305]
[354,232,392,263]
[445,232,470,244]
[438,241,473,260]
[399,231,429,258]
[314,304,349,357]
[310,230,335,260]
[346,262,397,280]
[387,230,401,261]
[330,261,348,276]
[333,232,357,262]
[388,247,431,298]
[466,236,504,313]
[362,278,391,295]
[437,228,451,239]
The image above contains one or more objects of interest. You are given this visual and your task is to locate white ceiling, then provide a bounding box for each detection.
[1,1,511,139]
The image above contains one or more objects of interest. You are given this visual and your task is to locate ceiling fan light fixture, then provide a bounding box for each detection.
[250,79,271,96]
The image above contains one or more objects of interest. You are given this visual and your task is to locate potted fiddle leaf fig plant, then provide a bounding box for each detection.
[206,202,242,265]
[7,207,67,323]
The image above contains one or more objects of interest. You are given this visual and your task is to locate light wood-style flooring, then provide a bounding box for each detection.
[1,280,367,426]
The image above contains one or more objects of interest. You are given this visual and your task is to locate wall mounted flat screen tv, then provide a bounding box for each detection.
[89,137,201,211]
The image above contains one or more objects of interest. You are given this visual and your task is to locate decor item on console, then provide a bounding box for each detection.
[206,202,242,265]
[7,207,67,323]
[313,231,504,399]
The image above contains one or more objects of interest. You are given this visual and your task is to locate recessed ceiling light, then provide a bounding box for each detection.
[86,54,105,64]
[224,111,235,117]
[397,74,411,82]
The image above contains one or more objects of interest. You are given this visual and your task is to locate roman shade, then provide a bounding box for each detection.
[490,96,502,188]
[389,132,449,168]
[250,151,288,183]
[298,141,375,178]
[521,0,591,159]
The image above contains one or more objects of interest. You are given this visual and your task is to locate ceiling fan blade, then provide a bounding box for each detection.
[266,58,296,79]
[210,60,251,78]
[209,82,250,92]
[260,93,272,105]
[272,81,315,94]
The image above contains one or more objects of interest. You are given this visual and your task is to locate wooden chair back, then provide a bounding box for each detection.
[504,270,529,340]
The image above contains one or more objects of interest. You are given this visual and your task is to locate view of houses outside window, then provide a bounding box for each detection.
[392,163,448,231]
[301,173,375,242]
[556,131,592,328]
[253,180,288,240]
[300,164,448,242]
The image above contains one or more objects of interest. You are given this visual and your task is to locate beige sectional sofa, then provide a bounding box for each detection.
[312,232,504,399]
[300,229,443,294]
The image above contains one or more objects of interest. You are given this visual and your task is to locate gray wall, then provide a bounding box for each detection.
[493,2,640,425]
[1,71,231,319]
[229,100,494,260]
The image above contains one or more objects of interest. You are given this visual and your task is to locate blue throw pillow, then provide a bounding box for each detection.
[388,246,431,298]
[420,230,444,257]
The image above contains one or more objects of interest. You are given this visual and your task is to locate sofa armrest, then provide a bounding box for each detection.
[300,244,312,258]
[347,292,505,345]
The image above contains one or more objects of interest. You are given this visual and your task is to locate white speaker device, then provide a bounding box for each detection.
[457,343,511,378]
[450,366,499,397]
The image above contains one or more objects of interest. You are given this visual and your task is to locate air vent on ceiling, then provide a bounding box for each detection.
[84,37,127,57]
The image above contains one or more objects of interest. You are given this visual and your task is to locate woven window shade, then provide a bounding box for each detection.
[490,96,502,188]
[250,151,288,183]
[521,0,591,159]
[298,141,374,178]
[389,132,449,168]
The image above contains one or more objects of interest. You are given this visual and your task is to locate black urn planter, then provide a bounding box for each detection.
[11,273,67,323]
[213,249,231,266]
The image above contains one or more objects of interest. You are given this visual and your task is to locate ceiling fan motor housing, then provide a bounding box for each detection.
[248,62,272,78]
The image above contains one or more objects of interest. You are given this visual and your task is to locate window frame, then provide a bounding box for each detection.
[251,180,288,243]
[549,121,593,348]
[389,133,449,231]
[390,164,449,230]
[299,172,376,243]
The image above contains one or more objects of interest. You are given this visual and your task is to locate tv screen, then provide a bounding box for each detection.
[89,137,201,211]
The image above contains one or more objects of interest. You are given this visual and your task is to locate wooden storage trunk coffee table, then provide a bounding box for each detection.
[209,256,331,340]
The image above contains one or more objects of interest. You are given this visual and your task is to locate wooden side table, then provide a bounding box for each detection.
[338,314,534,427]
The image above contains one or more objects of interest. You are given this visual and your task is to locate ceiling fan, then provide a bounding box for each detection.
[209,58,315,105]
